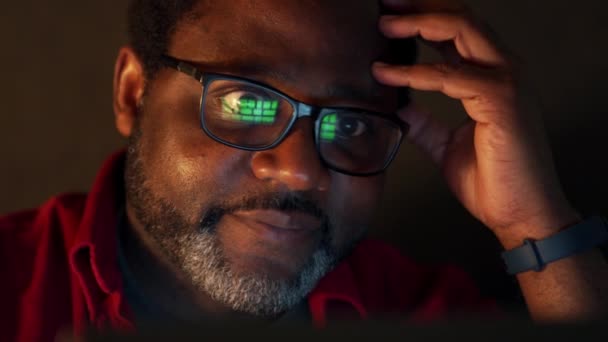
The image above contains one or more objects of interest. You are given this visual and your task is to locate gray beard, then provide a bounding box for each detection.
[124,126,350,318]
[170,226,335,317]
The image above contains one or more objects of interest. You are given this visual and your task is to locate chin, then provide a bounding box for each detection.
[226,252,312,282]
[183,239,335,317]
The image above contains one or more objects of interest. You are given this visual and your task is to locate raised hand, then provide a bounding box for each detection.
[373,0,580,249]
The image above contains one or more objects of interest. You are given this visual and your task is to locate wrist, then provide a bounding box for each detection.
[495,208,582,250]
[500,215,608,275]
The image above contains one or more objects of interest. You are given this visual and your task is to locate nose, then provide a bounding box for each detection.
[250,119,330,192]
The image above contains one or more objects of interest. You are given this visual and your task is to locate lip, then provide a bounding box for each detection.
[228,210,321,244]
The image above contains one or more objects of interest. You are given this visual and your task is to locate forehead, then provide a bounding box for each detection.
[169,0,401,110]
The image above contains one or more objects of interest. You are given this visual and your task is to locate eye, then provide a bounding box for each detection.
[336,116,368,137]
[320,113,372,142]
[219,90,279,124]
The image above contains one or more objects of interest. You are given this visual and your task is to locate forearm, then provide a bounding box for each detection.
[515,248,608,321]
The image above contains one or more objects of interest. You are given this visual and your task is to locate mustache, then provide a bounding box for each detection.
[199,192,329,232]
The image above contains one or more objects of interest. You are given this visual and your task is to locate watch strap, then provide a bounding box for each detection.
[501,216,608,275]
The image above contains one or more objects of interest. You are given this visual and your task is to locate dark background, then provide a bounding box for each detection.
[1,1,607,312]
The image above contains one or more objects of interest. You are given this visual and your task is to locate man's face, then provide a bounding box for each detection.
[124,0,403,317]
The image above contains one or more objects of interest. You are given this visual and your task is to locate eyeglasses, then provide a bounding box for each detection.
[161,54,408,176]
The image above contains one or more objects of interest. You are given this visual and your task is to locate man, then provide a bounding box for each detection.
[1,0,607,341]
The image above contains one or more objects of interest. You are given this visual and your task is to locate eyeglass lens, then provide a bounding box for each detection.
[202,78,401,175]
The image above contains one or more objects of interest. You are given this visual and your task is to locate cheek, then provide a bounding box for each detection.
[144,135,251,224]
[137,87,251,223]
[327,173,385,244]
[330,173,385,214]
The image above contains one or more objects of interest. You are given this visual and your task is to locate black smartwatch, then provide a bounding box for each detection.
[501,216,608,275]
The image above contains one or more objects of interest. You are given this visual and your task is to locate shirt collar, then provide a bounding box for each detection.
[69,150,131,326]
[308,258,369,326]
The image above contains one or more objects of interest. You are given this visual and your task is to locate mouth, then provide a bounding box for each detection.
[228,209,322,244]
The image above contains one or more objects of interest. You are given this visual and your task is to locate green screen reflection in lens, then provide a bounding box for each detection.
[221,97,278,124]
[320,113,337,141]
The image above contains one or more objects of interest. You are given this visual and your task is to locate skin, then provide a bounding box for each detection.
[372,0,608,320]
[113,0,608,322]
[114,0,398,320]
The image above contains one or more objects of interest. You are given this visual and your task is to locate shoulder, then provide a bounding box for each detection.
[0,193,88,340]
[0,193,87,242]
[0,192,88,285]
[345,238,495,316]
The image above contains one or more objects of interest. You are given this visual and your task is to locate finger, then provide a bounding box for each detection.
[372,62,512,124]
[379,13,507,67]
[398,104,452,166]
[373,62,496,98]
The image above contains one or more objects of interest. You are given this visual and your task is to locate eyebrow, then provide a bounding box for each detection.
[190,59,296,83]
[319,83,380,103]
[189,59,384,110]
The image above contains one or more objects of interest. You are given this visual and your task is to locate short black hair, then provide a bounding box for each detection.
[127,0,200,78]
[126,0,417,101]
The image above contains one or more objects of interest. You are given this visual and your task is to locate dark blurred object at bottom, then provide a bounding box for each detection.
[61,315,608,342]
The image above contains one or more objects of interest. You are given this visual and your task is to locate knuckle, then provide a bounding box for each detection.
[433,63,457,77]
[440,11,475,32]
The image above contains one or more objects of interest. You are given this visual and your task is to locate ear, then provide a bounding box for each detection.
[113,46,146,138]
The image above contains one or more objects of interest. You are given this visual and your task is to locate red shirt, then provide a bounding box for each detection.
[0,151,495,342]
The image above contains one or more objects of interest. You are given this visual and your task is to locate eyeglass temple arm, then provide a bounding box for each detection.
[160,55,205,83]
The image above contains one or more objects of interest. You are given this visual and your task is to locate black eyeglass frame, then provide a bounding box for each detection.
[161,54,408,177]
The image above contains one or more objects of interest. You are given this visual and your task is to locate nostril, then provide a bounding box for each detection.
[251,152,325,191]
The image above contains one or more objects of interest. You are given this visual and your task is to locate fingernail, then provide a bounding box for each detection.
[373,61,391,68]
[379,15,399,23]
